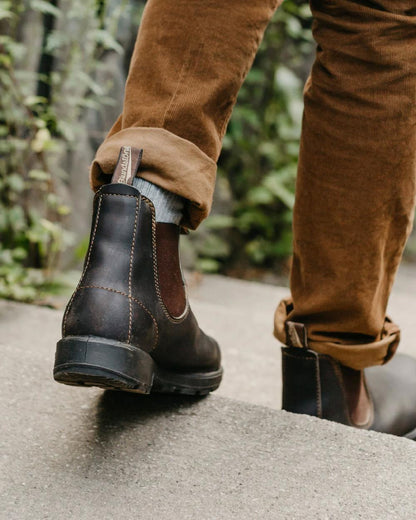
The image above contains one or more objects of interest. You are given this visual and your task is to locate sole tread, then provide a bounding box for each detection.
[54,336,222,396]
[54,364,221,396]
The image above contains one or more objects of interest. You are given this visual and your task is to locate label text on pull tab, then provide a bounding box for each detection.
[118,146,132,184]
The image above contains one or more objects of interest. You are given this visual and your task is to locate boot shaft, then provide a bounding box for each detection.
[281,346,352,425]
[63,182,159,350]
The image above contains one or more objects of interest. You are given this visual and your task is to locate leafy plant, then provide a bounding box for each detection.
[192,1,313,278]
[0,0,131,302]
[1,0,313,301]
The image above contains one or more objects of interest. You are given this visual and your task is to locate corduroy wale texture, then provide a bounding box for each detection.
[90,0,416,370]
[91,0,281,229]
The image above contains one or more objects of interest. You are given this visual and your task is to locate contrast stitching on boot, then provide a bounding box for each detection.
[283,351,322,418]
[141,196,190,324]
[127,198,139,343]
[62,195,103,336]
[78,285,159,350]
[101,193,137,199]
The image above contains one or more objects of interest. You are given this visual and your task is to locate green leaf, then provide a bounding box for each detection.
[262,175,295,210]
[30,128,52,153]
[93,29,123,54]
[30,0,61,17]
[247,186,274,205]
[24,96,47,107]
[0,2,12,21]
[6,173,25,193]
[202,215,234,230]
[28,169,51,181]
[195,258,221,273]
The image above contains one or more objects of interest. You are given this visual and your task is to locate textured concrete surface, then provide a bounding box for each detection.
[1,298,416,520]
[2,268,416,519]
[189,274,287,409]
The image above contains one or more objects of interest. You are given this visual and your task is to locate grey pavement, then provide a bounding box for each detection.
[2,265,416,518]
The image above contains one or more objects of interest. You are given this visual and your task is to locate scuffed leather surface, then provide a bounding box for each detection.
[63,183,220,373]
[282,346,416,436]
[281,347,321,418]
[65,287,156,349]
[282,347,351,424]
[318,355,351,425]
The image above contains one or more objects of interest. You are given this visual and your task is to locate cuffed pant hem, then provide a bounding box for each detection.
[89,127,217,230]
[274,298,401,370]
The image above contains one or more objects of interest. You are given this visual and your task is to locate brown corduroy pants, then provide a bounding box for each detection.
[91,0,416,370]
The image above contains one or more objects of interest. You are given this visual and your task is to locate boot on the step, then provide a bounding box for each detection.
[54,146,222,395]
[281,332,416,439]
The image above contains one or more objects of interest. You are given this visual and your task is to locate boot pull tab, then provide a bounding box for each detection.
[111,146,143,185]
[285,321,308,349]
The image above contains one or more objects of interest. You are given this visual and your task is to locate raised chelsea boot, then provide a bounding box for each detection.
[281,345,416,439]
[54,146,223,395]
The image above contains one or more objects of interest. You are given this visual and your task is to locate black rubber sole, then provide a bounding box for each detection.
[53,336,223,396]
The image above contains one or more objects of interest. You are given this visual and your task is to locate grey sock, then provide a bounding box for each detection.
[133,177,184,225]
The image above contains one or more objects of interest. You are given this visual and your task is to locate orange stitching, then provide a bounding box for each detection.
[63,195,103,336]
[101,193,137,199]
[78,285,159,350]
[128,199,139,343]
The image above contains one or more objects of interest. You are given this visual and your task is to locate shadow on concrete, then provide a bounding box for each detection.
[55,391,212,477]
[95,391,206,436]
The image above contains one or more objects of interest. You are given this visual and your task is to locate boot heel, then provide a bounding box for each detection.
[53,336,155,393]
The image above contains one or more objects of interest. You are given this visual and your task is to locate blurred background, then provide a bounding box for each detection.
[1,0,416,304]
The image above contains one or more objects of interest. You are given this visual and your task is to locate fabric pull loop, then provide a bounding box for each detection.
[111,146,143,185]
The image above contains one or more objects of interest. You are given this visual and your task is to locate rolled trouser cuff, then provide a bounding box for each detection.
[274,298,401,370]
[90,127,217,230]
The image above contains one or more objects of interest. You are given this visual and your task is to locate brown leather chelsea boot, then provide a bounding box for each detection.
[282,345,416,438]
[53,147,222,395]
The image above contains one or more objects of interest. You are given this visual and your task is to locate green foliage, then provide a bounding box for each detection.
[195,1,312,276]
[0,0,130,302]
[1,0,313,301]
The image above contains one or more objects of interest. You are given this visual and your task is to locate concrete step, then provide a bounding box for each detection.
[1,276,416,519]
